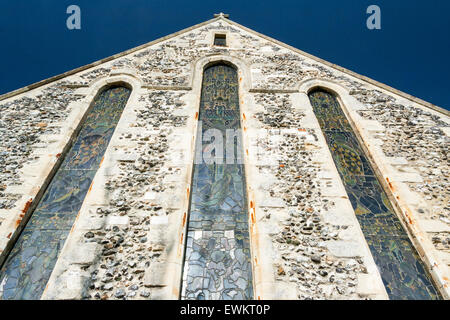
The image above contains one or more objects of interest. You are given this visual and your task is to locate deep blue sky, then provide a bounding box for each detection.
[1,0,449,109]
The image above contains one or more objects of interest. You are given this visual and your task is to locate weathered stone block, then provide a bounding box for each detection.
[144,262,167,287]
[325,240,364,258]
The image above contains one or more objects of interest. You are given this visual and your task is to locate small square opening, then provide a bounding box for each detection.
[214,34,227,46]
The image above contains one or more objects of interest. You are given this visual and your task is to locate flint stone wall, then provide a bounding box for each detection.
[0,17,448,299]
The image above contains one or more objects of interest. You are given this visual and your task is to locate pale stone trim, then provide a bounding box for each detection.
[175,55,269,299]
[141,86,192,91]
[0,84,93,265]
[249,89,299,94]
[38,75,142,299]
[299,78,450,299]
[293,90,388,299]
[190,54,253,91]
[209,30,230,48]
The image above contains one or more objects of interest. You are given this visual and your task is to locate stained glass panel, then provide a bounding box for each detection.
[309,90,441,300]
[181,64,253,300]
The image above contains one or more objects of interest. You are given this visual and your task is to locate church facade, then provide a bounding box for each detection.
[0,14,448,300]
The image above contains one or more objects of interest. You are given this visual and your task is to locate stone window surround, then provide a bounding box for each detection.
[180,56,388,299]
[0,74,141,298]
[298,78,450,299]
[43,58,251,300]
[210,31,229,48]
[0,75,136,261]
[177,56,256,299]
[186,57,389,299]
[213,33,227,47]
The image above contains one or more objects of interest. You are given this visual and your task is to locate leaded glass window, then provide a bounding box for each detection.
[181,64,253,300]
[0,86,131,300]
[308,89,440,300]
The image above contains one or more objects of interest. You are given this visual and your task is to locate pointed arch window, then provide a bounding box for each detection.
[181,64,253,300]
[308,89,440,300]
[0,85,131,300]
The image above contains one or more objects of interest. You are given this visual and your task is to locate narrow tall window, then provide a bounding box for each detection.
[309,89,440,300]
[213,34,227,47]
[181,64,253,300]
[0,86,131,300]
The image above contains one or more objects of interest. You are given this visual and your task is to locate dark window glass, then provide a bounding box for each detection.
[181,64,253,300]
[0,86,131,300]
[309,90,441,300]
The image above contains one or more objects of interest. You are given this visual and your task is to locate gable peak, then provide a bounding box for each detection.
[213,12,230,19]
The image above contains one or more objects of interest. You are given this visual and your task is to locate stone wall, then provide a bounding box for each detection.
[0,82,86,264]
[0,16,448,299]
[355,94,449,251]
[244,92,386,299]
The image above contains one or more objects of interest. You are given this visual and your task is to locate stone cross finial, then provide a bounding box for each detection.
[214,12,230,18]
